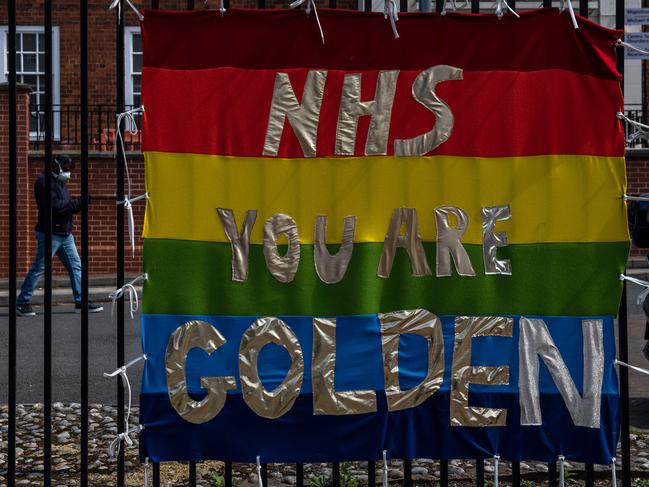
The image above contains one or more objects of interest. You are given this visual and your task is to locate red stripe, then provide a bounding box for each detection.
[142,8,621,80]
[141,67,624,158]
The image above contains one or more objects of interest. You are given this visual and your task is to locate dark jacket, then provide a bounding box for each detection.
[34,173,81,236]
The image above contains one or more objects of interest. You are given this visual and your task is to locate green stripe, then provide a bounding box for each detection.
[143,239,629,317]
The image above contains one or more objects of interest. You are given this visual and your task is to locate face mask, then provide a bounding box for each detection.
[57,171,71,183]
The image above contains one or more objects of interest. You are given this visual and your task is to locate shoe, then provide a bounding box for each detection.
[16,303,36,316]
[75,301,104,313]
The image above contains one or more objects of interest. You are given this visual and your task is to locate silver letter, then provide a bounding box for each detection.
[312,317,377,415]
[217,208,257,282]
[519,318,604,428]
[450,316,512,427]
[314,215,356,284]
[380,309,445,411]
[377,208,432,278]
[263,213,300,283]
[166,320,236,424]
[263,70,327,158]
[335,71,399,156]
[394,65,463,156]
[239,317,304,419]
[482,205,512,275]
[435,205,475,277]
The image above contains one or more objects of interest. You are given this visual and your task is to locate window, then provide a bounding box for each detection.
[125,27,142,108]
[0,25,60,140]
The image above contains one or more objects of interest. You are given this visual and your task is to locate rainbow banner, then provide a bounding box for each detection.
[139,9,628,464]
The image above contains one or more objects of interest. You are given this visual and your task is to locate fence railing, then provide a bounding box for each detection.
[4,0,632,486]
[29,104,142,152]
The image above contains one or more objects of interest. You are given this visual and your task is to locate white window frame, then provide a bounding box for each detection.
[125,26,141,109]
[0,25,61,141]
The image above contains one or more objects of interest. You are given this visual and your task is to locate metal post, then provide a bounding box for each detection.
[475,460,484,487]
[80,0,90,486]
[368,460,376,487]
[7,0,17,484]
[403,459,412,487]
[333,462,341,487]
[44,0,54,484]
[440,460,448,487]
[115,0,126,485]
[296,463,304,487]
[619,284,631,487]
[512,461,520,487]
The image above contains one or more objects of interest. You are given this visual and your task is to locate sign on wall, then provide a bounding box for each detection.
[139,8,628,464]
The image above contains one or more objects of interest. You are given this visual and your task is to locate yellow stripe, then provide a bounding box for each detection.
[143,152,628,245]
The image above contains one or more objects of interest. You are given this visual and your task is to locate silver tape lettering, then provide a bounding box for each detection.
[217,208,257,282]
[263,70,327,158]
[519,317,604,428]
[312,317,377,415]
[379,309,445,411]
[335,71,399,156]
[482,205,512,275]
[378,208,432,278]
[239,317,304,419]
[394,65,463,156]
[263,213,301,283]
[314,215,356,284]
[435,206,475,277]
[166,320,236,424]
[450,316,512,427]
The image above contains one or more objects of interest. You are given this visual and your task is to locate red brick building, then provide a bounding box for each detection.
[0,0,647,279]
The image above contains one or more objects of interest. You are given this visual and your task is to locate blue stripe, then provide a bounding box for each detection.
[139,313,619,463]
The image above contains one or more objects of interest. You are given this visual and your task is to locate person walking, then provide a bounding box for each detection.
[16,154,103,316]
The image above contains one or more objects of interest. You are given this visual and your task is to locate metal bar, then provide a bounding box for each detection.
[368,461,376,487]
[258,0,266,8]
[435,0,444,12]
[7,0,17,483]
[296,463,304,487]
[548,462,557,487]
[115,0,126,485]
[80,0,90,486]
[44,0,54,483]
[261,463,268,487]
[364,0,372,12]
[330,0,337,8]
[619,283,631,487]
[333,462,341,487]
[471,0,479,13]
[153,463,161,487]
[512,461,520,487]
[403,459,412,487]
[187,2,196,480]
[543,0,551,8]
[475,460,484,487]
[401,0,408,12]
[585,464,595,487]
[616,0,629,479]
[440,461,448,487]
[225,462,233,487]
[579,0,587,18]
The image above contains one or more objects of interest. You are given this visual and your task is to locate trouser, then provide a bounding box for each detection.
[17,231,82,305]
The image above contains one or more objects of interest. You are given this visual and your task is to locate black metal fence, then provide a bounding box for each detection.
[4,0,631,486]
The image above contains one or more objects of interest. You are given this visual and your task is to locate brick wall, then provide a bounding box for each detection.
[0,85,32,280]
